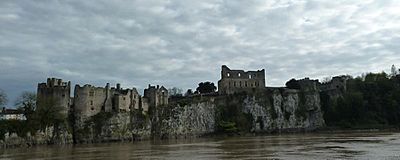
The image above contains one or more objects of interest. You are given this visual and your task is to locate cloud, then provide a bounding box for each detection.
[1,0,400,106]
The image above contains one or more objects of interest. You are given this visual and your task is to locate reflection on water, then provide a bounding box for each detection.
[1,132,400,160]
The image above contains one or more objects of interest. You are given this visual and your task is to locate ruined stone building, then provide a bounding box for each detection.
[73,83,145,119]
[319,75,350,93]
[144,85,168,109]
[37,78,71,116]
[37,78,168,121]
[218,65,266,94]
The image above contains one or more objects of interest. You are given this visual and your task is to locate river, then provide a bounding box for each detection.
[1,131,400,160]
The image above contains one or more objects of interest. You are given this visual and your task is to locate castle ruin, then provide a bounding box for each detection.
[319,75,350,93]
[73,83,146,119]
[218,65,266,94]
[37,78,167,120]
[144,85,168,109]
[37,78,71,116]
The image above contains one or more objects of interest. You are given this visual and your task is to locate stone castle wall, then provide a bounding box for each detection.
[73,84,110,119]
[37,78,71,116]
[218,65,266,95]
[144,85,168,109]
[73,83,144,120]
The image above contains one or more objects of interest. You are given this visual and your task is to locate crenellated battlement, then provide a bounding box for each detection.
[37,78,71,116]
[38,78,70,89]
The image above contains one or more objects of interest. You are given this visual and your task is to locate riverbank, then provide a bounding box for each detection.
[3,126,400,149]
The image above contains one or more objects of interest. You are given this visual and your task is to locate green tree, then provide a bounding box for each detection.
[322,71,400,128]
[285,78,300,89]
[185,89,193,96]
[196,82,217,94]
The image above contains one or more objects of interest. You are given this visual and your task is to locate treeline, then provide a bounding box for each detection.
[0,92,67,140]
[321,72,400,128]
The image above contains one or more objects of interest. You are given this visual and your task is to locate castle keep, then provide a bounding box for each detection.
[218,65,266,94]
[37,78,71,116]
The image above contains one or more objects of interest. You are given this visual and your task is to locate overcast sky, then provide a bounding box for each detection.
[1,0,400,106]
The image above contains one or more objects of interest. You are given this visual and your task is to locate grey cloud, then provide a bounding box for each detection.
[1,0,400,106]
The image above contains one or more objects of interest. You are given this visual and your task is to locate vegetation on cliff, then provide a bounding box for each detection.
[1,93,70,142]
[215,93,253,134]
[321,72,400,128]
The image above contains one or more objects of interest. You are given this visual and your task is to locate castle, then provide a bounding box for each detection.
[37,78,71,115]
[37,65,344,120]
[37,78,168,120]
[218,65,266,94]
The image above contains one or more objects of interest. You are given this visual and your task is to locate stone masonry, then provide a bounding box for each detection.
[218,65,266,94]
[37,78,71,116]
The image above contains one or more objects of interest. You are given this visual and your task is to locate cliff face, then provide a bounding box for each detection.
[1,125,72,148]
[73,112,150,143]
[242,88,325,132]
[151,100,216,139]
[151,88,325,137]
[1,88,325,148]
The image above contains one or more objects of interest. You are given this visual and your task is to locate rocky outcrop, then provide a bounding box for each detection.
[73,111,150,143]
[0,126,72,148]
[151,99,216,139]
[243,88,325,132]
[151,87,325,138]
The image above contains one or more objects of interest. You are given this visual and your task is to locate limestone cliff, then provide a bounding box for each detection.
[242,88,325,132]
[52,87,325,143]
[73,111,150,143]
[0,125,72,148]
[151,88,325,138]
[151,99,216,139]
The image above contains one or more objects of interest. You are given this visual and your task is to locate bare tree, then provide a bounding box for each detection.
[391,65,398,77]
[34,97,65,130]
[168,87,183,96]
[0,89,7,107]
[322,76,332,83]
[15,91,36,120]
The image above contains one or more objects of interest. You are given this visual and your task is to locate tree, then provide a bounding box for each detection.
[168,87,183,97]
[196,82,217,94]
[0,89,7,107]
[391,65,398,77]
[185,89,193,96]
[285,79,300,89]
[34,98,66,130]
[322,76,332,83]
[15,91,36,121]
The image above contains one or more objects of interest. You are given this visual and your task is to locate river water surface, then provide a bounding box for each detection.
[1,131,400,160]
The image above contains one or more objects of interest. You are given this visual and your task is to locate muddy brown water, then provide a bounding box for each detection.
[1,132,400,160]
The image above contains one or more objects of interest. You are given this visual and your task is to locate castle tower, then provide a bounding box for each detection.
[143,84,168,109]
[218,65,266,94]
[37,78,71,117]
